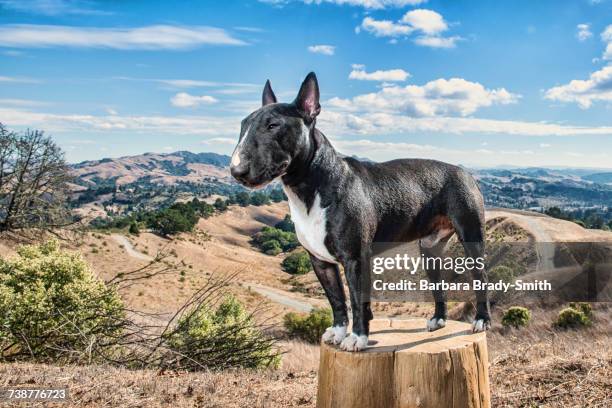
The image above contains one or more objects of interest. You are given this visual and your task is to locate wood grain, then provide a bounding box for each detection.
[316,319,491,408]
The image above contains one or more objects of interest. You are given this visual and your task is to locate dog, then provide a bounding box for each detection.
[230,72,490,352]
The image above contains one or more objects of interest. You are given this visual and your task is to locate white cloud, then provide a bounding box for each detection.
[2,105,612,168]
[413,35,461,48]
[0,24,246,49]
[5,106,611,140]
[201,137,236,145]
[317,110,612,138]
[0,107,241,136]
[400,9,446,35]
[329,138,610,168]
[328,77,520,117]
[576,23,592,41]
[0,0,110,16]
[260,0,427,9]
[349,65,410,81]
[170,93,219,108]
[0,98,49,107]
[359,9,462,48]
[544,66,612,108]
[307,44,335,55]
[360,16,413,37]
[115,77,259,92]
[602,25,612,60]
[0,75,40,83]
[2,49,25,57]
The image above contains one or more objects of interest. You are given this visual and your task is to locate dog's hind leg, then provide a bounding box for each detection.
[420,230,454,331]
[309,254,349,344]
[452,211,491,332]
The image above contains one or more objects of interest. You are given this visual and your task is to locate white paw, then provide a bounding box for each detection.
[322,325,347,345]
[427,317,446,331]
[472,319,490,333]
[339,333,368,352]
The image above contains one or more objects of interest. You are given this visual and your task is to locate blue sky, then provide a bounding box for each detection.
[1,0,611,168]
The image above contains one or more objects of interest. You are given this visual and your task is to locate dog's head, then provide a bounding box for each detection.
[230,72,321,188]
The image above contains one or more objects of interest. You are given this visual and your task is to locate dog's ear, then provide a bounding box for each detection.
[262,80,277,106]
[294,72,320,121]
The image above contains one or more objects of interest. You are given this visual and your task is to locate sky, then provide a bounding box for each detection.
[1,0,612,168]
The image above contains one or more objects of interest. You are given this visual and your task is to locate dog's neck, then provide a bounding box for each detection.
[281,125,344,210]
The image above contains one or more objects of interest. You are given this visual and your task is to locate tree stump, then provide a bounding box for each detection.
[317,318,491,408]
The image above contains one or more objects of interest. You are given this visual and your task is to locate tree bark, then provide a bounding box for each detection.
[317,318,491,408]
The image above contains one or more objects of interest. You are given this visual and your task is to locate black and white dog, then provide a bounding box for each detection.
[230,73,490,352]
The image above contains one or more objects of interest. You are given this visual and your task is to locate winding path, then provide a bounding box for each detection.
[111,233,319,312]
[111,234,153,262]
[242,283,317,313]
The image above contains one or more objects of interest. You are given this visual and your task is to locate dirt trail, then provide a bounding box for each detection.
[243,283,320,313]
[112,230,322,313]
[111,234,153,262]
[487,210,555,272]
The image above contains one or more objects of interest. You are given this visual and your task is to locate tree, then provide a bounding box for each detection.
[250,191,271,206]
[270,188,286,203]
[149,208,196,236]
[129,221,140,235]
[235,192,250,207]
[0,124,72,232]
[213,197,228,212]
[275,214,295,232]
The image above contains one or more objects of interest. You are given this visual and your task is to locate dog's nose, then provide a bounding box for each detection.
[230,165,249,181]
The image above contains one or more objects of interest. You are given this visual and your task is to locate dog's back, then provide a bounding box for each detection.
[341,157,484,243]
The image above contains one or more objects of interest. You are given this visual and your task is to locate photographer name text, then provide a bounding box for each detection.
[373,279,552,292]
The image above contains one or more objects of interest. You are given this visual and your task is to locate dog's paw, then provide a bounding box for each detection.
[322,325,347,345]
[472,318,491,333]
[339,333,368,352]
[427,317,446,332]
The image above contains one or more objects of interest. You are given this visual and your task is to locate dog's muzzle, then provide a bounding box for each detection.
[231,161,289,188]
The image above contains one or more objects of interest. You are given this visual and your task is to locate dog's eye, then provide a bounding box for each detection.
[267,123,280,130]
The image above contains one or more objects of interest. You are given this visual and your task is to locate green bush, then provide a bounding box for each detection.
[129,221,140,235]
[0,240,124,362]
[261,240,282,256]
[275,214,295,233]
[163,295,280,370]
[250,192,271,206]
[234,192,251,207]
[554,307,591,329]
[252,226,299,254]
[488,265,516,283]
[501,306,531,328]
[282,250,312,275]
[269,188,286,203]
[283,308,332,343]
[213,197,228,212]
[569,302,592,318]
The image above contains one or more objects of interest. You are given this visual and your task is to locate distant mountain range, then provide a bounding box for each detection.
[72,151,231,187]
[70,150,612,211]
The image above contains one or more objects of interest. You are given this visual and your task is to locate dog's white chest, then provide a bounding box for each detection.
[283,187,338,264]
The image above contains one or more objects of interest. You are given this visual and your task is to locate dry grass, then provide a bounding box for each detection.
[2,308,609,407]
[488,304,611,407]
[0,364,317,408]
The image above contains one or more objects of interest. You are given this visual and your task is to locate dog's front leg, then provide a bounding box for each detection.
[340,257,372,352]
[309,254,348,345]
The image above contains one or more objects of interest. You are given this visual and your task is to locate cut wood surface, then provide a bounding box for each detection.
[317,318,490,408]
